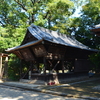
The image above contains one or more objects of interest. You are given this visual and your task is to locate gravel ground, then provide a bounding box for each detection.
[0,85,87,100]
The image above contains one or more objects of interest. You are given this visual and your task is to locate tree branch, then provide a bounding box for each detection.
[14,0,27,11]
[30,0,35,5]
[30,0,42,6]
[43,11,50,19]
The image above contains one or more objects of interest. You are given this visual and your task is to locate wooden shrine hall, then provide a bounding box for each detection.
[6,24,98,84]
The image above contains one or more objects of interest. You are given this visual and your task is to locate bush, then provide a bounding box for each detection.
[8,54,20,81]
[89,52,100,73]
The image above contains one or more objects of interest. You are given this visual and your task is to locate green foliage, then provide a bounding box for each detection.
[0,0,74,33]
[82,0,100,24]
[69,0,100,49]
[8,54,20,81]
[0,25,27,52]
[0,0,75,53]
[89,53,100,73]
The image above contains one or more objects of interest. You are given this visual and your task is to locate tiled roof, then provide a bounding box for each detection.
[6,24,99,52]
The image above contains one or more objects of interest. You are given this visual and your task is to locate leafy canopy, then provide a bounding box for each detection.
[0,0,74,52]
[69,0,100,49]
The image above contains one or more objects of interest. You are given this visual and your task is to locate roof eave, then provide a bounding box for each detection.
[6,39,43,53]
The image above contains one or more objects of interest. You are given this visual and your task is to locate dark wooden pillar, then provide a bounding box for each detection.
[62,59,64,73]
[20,59,23,79]
[28,61,33,80]
[56,70,59,74]
[30,61,33,72]
[43,57,46,74]
[4,56,8,80]
[37,63,40,73]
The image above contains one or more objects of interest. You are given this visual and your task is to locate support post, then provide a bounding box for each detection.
[30,61,33,73]
[29,61,32,80]
[37,63,40,73]
[62,60,64,73]
[43,57,46,74]
[20,59,23,79]
[4,56,8,80]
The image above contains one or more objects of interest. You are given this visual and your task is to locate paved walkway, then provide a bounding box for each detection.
[0,77,100,100]
[0,85,84,100]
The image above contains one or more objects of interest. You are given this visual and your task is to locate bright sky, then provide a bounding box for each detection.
[72,6,82,17]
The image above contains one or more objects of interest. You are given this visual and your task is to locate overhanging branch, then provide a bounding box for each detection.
[14,0,27,11]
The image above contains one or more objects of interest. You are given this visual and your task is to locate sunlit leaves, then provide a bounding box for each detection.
[0,0,75,53]
[82,0,100,23]
[71,0,100,49]
[0,25,26,52]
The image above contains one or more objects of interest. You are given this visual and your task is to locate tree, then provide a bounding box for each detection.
[89,52,100,73]
[0,25,27,53]
[82,0,100,26]
[0,0,74,31]
[0,0,28,52]
[69,0,100,49]
[0,0,75,53]
[13,0,74,30]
